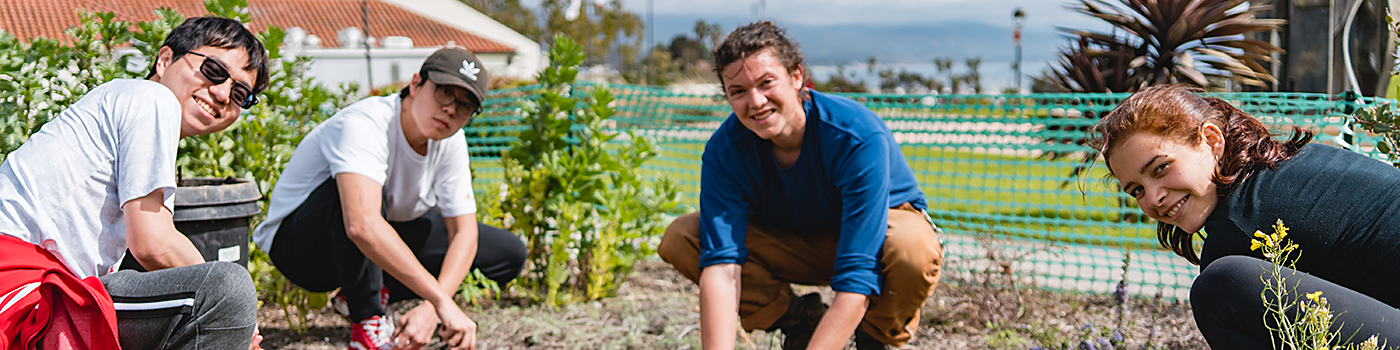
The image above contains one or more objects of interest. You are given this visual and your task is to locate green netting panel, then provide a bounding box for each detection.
[466,83,1392,300]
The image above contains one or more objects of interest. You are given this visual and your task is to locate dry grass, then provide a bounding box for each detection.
[255,259,1205,349]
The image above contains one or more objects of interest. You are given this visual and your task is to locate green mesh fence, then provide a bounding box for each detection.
[466,84,1392,300]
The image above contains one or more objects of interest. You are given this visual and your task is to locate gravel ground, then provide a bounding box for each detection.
[255,259,1205,349]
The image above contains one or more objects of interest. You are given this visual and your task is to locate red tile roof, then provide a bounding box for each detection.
[0,0,514,53]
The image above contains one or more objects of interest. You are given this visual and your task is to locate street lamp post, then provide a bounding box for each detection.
[1013,8,1025,93]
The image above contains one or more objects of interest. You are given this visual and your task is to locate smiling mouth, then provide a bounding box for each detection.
[1164,196,1185,220]
[194,98,220,119]
[751,110,774,121]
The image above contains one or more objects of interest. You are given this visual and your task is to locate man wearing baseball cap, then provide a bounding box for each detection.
[253,47,525,350]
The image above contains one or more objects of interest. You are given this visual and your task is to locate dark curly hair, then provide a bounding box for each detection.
[1089,85,1313,264]
[712,21,807,90]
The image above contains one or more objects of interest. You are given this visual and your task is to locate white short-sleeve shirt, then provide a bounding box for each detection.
[0,79,182,279]
[252,95,476,252]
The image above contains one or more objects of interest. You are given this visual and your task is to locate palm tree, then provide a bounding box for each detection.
[1047,0,1284,92]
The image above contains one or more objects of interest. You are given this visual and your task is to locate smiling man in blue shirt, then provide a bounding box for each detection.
[657,21,944,350]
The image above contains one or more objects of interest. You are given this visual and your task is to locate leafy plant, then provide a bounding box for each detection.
[1043,0,1284,92]
[1252,220,1385,350]
[1034,35,1138,93]
[0,11,148,159]
[482,34,681,307]
[1352,102,1400,167]
[457,268,502,307]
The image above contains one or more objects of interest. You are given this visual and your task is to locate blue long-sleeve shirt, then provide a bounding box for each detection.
[698,90,926,296]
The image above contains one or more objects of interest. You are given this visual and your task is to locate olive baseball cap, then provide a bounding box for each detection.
[420,47,489,104]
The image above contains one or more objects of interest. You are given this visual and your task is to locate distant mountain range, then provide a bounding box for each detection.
[649,14,1071,65]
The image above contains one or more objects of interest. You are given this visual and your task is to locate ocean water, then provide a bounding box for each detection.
[808,60,1052,94]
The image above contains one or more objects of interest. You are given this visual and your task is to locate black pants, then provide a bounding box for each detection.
[269,178,526,321]
[1192,255,1400,349]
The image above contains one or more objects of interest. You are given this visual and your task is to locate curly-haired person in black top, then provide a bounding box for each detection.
[1091,84,1400,349]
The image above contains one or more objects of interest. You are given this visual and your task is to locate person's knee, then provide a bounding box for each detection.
[880,230,942,277]
[658,213,701,265]
[1191,255,1262,310]
[496,234,527,286]
[201,262,257,320]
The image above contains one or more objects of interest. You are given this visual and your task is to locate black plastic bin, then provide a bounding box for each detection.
[119,177,261,271]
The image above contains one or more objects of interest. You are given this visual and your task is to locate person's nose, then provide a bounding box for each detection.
[1145,185,1169,211]
[208,80,233,105]
[746,90,768,111]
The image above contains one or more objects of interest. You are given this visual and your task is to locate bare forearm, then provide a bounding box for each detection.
[806,292,870,350]
[337,174,453,307]
[699,264,741,350]
[123,192,205,270]
[436,215,479,294]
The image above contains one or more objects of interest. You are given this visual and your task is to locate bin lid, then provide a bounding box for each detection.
[174,177,262,207]
[172,201,261,221]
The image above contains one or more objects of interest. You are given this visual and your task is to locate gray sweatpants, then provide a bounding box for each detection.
[99,261,256,350]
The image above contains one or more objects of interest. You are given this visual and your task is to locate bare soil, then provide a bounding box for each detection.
[256,260,1206,349]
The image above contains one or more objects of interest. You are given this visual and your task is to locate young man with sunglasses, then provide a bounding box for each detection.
[0,17,267,349]
[253,47,526,350]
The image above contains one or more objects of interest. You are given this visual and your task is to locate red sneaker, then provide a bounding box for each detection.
[332,287,390,320]
[348,315,395,350]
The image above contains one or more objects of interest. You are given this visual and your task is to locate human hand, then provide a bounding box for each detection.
[393,303,440,350]
[248,325,263,350]
[434,303,476,350]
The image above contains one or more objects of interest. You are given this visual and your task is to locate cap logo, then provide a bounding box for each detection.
[460,60,480,81]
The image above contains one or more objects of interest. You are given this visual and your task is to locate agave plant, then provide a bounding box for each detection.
[1037,35,1140,93]
[1046,0,1285,92]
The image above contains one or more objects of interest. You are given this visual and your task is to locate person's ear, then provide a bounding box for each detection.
[151,47,175,81]
[407,73,424,97]
[789,66,804,90]
[1201,122,1225,157]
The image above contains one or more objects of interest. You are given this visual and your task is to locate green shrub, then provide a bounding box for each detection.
[0,11,147,159]
[479,34,682,307]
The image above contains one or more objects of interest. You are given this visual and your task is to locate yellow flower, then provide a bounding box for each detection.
[1273,219,1289,240]
[1254,230,1268,239]
[1307,291,1323,302]
[1250,239,1264,251]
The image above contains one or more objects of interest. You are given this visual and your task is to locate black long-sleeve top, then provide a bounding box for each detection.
[1201,143,1400,308]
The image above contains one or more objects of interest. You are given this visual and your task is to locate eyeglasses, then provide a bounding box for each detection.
[432,85,480,120]
[183,51,259,109]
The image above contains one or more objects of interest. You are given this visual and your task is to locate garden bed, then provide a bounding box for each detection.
[255,259,1205,349]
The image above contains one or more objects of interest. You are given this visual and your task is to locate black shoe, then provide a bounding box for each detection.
[771,293,828,350]
[854,327,891,350]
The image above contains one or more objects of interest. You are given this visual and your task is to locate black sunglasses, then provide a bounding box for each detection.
[432,85,480,120]
[183,51,259,109]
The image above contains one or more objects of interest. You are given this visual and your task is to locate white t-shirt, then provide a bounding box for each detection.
[252,95,477,252]
[0,79,181,279]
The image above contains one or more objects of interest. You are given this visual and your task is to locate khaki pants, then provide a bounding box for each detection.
[657,204,943,346]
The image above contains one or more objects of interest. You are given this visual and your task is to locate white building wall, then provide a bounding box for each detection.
[300,48,511,92]
[379,0,546,79]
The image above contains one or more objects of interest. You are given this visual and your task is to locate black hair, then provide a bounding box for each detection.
[146,16,271,93]
[399,68,430,98]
